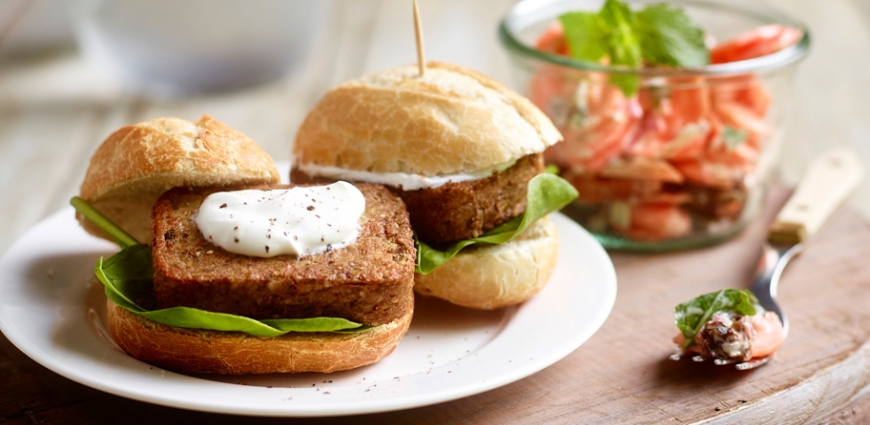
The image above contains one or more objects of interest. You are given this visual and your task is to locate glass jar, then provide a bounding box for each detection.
[500,0,809,250]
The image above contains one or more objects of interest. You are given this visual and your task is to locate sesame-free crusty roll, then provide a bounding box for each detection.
[292,62,564,310]
[78,115,280,244]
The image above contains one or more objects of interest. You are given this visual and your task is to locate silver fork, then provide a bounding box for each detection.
[687,149,864,370]
[731,243,802,370]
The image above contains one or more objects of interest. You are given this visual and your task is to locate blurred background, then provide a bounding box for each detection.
[0,0,868,254]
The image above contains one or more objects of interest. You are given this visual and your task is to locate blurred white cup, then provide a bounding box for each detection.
[70,0,330,96]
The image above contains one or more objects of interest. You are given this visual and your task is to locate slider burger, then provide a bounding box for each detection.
[291,62,577,309]
[74,115,416,374]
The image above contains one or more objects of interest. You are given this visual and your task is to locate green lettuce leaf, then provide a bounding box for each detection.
[674,289,760,349]
[415,173,578,274]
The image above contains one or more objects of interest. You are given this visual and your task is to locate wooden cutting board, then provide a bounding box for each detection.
[3,186,870,424]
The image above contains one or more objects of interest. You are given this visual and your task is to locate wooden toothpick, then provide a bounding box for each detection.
[413,0,426,77]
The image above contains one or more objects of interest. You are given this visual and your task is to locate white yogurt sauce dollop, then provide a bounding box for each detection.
[194,181,365,258]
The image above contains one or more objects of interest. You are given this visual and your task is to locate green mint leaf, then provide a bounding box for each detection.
[555,0,709,97]
[599,0,642,69]
[674,289,760,348]
[415,173,578,274]
[608,74,641,98]
[559,0,642,97]
[635,4,708,67]
[722,126,747,150]
[603,0,643,98]
[95,246,370,337]
[559,12,609,62]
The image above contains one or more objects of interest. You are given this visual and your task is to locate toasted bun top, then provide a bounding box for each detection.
[293,62,562,176]
[78,115,280,243]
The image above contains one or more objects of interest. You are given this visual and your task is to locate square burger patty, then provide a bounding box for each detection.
[290,153,545,245]
[151,183,415,326]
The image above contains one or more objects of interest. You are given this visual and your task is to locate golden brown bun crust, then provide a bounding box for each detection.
[107,299,413,375]
[78,115,280,244]
[293,62,562,176]
[414,217,559,310]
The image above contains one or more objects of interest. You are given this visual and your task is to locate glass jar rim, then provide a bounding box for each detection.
[499,0,810,76]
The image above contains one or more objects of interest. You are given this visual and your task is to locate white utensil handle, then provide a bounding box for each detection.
[769,148,865,245]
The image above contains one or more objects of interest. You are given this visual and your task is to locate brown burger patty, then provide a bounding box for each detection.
[291,153,544,245]
[399,153,543,244]
[151,183,416,326]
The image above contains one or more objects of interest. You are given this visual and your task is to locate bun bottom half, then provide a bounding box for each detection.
[414,217,559,310]
[107,300,413,375]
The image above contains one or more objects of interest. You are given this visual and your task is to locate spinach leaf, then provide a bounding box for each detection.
[674,289,759,348]
[71,196,140,248]
[96,244,152,313]
[73,197,370,337]
[415,173,578,274]
[95,248,368,337]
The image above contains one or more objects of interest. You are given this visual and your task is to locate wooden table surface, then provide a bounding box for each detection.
[2,0,870,423]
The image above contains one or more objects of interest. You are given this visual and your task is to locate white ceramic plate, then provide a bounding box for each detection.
[0,208,616,417]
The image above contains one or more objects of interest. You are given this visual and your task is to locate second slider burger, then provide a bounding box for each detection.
[291,62,577,309]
